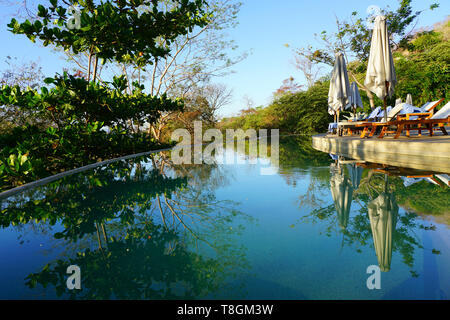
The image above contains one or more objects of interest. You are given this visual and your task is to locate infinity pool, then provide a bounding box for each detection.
[0,136,449,299]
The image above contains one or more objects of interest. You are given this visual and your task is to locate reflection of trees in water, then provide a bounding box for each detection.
[229,135,332,187]
[276,136,332,198]
[296,164,441,276]
[1,153,250,299]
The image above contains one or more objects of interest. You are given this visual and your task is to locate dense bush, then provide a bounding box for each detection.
[0,0,210,191]
[395,39,450,104]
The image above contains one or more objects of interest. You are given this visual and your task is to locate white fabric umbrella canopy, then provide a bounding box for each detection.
[365,15,397,122]
[328,52,351,122]
[368,192,399,272]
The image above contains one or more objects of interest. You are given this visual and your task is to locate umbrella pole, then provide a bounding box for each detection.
[383,81,390,123]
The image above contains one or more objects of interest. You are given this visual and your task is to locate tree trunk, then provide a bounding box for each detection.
[92,55,99,82]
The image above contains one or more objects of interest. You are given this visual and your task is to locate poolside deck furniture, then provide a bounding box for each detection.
[377,106,393,120]
[422,98,445,113]
[337,121,365,136]
[395,99,445,136]
[336,109,380,136]
[356,104,405,138]
[397,98,444,121]
[356,102,449,139]
[390,118,449,139]
[328,122,338,134]
[388,101,450,139]
[364,103,450,139]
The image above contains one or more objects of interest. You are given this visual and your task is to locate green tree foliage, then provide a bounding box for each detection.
[391,179,450,220]
[0,0,212,191]
[0,57,46,132]
[8,0,210,66]
[394,28,450,103]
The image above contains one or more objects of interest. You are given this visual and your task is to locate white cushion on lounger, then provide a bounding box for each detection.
[422,100,443,112]
[383,103,404,122]
[431,101,450,119]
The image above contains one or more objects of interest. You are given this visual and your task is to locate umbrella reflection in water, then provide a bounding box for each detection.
[330,162,353,230]
[347,163,363,189]
[367,176,399,272]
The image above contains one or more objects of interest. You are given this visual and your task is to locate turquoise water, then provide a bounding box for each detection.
[0,136,449,299]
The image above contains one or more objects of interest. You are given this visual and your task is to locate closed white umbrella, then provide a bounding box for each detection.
[347,82,363,115]
[365,15,397,122]
[406,94,413,105]
[329,52,351,123]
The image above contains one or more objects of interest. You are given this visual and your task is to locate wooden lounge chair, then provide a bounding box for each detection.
[356,104,405,138]
[421,98,445,113]
[395,98,445,136]
[390,103,450,138]
[337,108,381,136]
[378,101,450,139]
[397,98,444,121]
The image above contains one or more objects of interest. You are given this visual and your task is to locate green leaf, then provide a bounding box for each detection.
[44,77,54,84]
[19,154,28,166]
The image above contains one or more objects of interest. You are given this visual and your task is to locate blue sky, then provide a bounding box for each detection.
[1,0,449,117]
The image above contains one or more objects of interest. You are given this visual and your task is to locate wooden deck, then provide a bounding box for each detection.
[312,133,450,173]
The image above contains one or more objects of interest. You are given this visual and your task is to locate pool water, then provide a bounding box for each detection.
[0,136,449,299]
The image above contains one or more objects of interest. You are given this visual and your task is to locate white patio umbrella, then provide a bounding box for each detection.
[347,82,363,116]
[365,15,397,122]
[395,98,402,106]
[368,192,398,272]
[406,94,413,105]
[328,52,351,123]
[330,172,353,229]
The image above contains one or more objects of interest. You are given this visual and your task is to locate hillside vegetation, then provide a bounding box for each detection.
[219,18,450,134]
